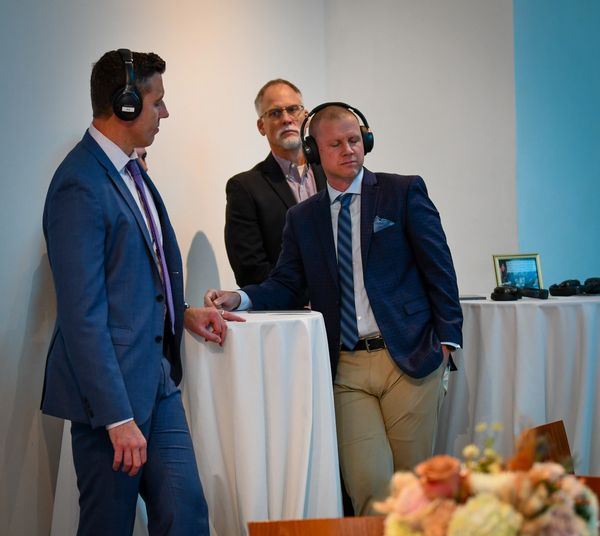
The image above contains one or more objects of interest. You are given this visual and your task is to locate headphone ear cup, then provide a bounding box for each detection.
[491,285,521,301]
[361,126,374,154]
[549,279,582,296]
[302,135,320,165]
[583,277,600,295]
[113,88,142,121]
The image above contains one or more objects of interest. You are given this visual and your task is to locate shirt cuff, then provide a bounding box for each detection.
[106,417,133,430]
[441,342,461,351]
[236,290,252,311]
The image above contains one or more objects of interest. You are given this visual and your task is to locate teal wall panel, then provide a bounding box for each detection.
[514,0,600,285]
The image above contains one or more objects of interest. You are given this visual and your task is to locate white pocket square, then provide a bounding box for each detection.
[373,216,395,233]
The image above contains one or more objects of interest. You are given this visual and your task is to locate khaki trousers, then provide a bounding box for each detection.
[333,348,445,516]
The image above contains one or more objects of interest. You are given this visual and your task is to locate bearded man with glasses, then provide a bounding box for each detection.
[224,79,326,287]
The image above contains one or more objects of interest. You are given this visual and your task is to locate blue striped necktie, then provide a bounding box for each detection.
[337,193,359,350]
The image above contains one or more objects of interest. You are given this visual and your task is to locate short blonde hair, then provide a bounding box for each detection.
[308,106,358,139]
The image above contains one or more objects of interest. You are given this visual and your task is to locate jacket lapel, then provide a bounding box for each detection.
[360,168,380,268]
[143,172,183,289]
[81,132,155,259]
[312,189,339,285]
[313,164,327,191]
[143,171,178,260]
[260,153,297,208]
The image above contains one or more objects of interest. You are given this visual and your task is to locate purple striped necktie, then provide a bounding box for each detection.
[126,159,175,334]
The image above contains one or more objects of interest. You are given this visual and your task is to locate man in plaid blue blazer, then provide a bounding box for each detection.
[206,103,462,516]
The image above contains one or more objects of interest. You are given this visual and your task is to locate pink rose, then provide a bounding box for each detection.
[416,455,463,500]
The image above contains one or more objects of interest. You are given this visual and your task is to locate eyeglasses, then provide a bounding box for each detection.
[260,104,305,120]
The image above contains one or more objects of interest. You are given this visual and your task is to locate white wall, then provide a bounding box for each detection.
[324,0,517,294]
[0,1,514,533]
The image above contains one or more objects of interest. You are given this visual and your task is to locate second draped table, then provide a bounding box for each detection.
[435,296,600,474]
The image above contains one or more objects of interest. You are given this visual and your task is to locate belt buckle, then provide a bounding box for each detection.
[364,336,381,353]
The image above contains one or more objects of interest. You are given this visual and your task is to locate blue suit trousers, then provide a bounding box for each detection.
[71,360,209,536]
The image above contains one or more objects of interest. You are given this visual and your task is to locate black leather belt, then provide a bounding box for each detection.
[340,335,386,353]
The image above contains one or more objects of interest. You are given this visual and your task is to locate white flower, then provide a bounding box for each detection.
[463,444,480,459]
[469,472,517,499]
[483,448,498,459]
[448,493,522,535]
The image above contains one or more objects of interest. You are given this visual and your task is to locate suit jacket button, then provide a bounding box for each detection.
[155,335,163,343]
[156,295,164,302]
[83,398,93,418]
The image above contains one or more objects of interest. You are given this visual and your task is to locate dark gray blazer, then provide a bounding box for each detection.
[225,153,326,286]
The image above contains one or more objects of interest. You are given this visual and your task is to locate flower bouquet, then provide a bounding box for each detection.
[375,424,598,535]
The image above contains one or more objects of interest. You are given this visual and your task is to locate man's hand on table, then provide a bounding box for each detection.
[184,305,245,346]
[204,289,242,311]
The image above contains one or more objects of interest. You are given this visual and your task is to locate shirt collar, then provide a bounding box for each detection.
[88,123,137,173]
[327,168,364,204]
[271,152,293,173]
[272,152,306,180]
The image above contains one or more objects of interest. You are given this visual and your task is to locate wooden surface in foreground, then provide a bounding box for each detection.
[248,516,385,536]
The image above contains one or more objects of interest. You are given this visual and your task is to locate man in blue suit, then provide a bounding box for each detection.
[205,103,462,515]
[42,49,239,535]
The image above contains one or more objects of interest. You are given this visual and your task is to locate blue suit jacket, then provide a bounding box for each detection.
[41,131,185,428]
[244,168,463,379]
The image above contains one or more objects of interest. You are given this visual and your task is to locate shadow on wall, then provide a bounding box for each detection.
[185,231,221,305]
[0,252,63,534]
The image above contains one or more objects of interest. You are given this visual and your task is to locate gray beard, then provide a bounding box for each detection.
[279,135,302,150]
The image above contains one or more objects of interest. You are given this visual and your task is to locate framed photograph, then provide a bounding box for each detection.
[492,253,543,289]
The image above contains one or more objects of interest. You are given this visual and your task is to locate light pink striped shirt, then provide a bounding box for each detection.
[272,153,318,203]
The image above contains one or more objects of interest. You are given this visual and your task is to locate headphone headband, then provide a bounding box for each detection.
[300,101,374,165]
[113,48,142,121]
[118,48,137,92]
[300,101,371,137]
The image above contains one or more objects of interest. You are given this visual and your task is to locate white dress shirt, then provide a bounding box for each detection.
[326,169,380,337]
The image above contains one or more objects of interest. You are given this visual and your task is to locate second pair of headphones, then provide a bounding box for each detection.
[491,285,549,301]
[112,48,142,121]
[549,278,600,296]
[301,102,374,165]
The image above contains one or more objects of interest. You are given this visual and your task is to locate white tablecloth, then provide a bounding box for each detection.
[182,310,342,536]
[436,296,600,474]
[50,311,341,536]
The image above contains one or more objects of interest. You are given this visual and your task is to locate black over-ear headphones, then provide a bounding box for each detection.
[548,278,600,296]
[301,102,374,165]
[583,277,600,295]
[549,279,583,297]
[112,48,142,121]
[491,285,522,301]
[491,285,549,301]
